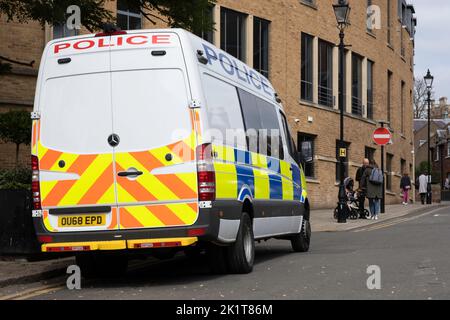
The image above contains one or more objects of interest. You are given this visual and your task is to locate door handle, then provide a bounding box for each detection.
[118,171,143,177]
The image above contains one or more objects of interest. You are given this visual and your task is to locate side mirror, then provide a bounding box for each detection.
[300,141,313,163]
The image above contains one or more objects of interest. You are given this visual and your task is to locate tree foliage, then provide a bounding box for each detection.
[414,77,431,119]
[0,110,31,166]
[0,0,216,32]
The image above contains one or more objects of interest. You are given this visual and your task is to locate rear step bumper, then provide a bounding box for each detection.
[34,200,244,250]
[42,237,198,252]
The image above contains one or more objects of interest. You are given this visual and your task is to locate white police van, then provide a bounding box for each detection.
[31,28,311,276]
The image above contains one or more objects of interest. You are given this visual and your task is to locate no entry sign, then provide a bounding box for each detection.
[373,127,392,146]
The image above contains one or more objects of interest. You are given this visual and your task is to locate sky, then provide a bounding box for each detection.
[413,0,450,100]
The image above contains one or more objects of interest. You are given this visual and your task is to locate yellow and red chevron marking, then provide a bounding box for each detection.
[119,202,198,229]
[38,131,197,208]
[42,210,54,232]
[39,149,116,208]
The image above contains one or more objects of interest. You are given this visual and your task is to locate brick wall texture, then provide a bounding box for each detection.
[0,0,416,208]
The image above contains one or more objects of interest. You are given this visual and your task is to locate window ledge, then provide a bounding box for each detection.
[306,178,320,184]
[299,1,317,10]
[386,191,397,196]
[298,100,377,125]
[366,30,376,39]
[387,43,394,51]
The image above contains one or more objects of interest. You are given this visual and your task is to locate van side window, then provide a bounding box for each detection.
[280,112,296,159]
[238,88,283,159]
[237,89,261,153]
[257,99,284,159]
[202,74,246,149]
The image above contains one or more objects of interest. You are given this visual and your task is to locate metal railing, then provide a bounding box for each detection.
[301,80,313,102]
[352,96,363,116]
[318,85,333,108]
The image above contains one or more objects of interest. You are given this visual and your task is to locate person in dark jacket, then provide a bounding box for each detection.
[355,158,370,219]
[361,160,383,220]
[400,172,412,205]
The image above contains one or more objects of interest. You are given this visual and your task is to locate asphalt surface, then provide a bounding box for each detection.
[4,206,450,300]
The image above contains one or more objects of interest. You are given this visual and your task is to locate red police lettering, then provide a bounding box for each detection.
[152,35,170,44]
[54,43,70,54]
[126,35,148,45]
[73,40,95,50]
[98,38,114,48]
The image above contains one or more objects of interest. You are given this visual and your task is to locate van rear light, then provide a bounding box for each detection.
[38,235,53,243]
[196,143,215,201]
[31,155,42,210]
[187,228,206,237]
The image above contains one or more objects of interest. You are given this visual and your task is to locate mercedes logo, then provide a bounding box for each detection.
[108,134,120,147]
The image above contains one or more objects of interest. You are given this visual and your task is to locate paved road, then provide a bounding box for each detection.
[7,206,450,300]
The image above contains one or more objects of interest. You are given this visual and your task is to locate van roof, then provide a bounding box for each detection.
[44,28,279,106]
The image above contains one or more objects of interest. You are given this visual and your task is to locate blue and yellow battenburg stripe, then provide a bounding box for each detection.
[212,144,304,203]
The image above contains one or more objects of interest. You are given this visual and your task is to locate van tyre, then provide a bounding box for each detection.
[76,252,128,279]
[291,218,311,253]
[226,213,255,274]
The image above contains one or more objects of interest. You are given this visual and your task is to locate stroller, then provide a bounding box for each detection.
[334,177,370,220]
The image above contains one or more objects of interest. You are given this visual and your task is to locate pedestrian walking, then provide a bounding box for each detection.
[418,172,428,205]
[361,159,383,220]
[355,158,370,219]
[400,172,412,205]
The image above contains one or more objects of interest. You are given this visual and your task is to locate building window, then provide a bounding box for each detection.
[253,17,270,78]
[53,23,78,39]
[401,81,405,134]
[386,153,393,191]
[318,40,333,108]
[401,158,406,175]
[336,141,350,181]
[117,0,142,31]
[435,147,440,162]
[367,60,374,119]
[387,0,392,44]
[301,33,314,102]
[220,7,247,61]
[365,146,376,162]
[387,71,393,126]
[298,133,316,178]
[351,53,363,116]
[194,6,214,43]
[367,0,373,32]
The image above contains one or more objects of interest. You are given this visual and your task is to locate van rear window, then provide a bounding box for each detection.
[40,73,113,154]
[40,69,191,154]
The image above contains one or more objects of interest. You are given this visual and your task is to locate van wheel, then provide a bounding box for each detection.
[76,252,128,279]
[226,213,255,274]
[291,218,311,253]
[205,243,228,274]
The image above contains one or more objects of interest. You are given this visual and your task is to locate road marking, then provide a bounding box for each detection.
[0,283,65,300]
[353,207,446,233]
[0,258,172,300]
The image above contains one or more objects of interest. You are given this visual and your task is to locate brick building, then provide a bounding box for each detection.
[431,97,450,120]
[0,0,417,208]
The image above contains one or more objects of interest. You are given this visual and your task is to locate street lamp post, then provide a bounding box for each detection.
[333,0,351,223]
[424,69,434,205]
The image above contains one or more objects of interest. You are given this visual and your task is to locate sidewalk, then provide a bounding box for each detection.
[311,203,448,232]
[0,256,74,288]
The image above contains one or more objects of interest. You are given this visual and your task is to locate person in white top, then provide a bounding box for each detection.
[418,172,429,205]
[444,177,450,190]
